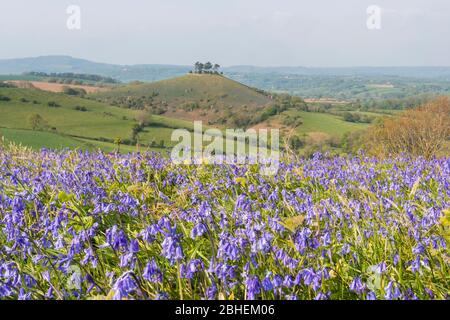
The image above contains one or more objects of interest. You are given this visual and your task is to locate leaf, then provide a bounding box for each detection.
[440,209,450,227]
[58,191,73,203]
[441,209,450,243]
[409,177,421,198]
[69,216,95,232]
[235,177,246,187]
[81,216,95,229]
[282,215,305,232]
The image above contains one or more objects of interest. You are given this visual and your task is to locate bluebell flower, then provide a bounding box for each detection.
[112,272,138,300]
[205,282,217,300]
[366,291,377,300]
[384,281,402,300]
[245,276,261,300]
[314,292,329,300]
[191,223,207,239]
[155,292,169,300]
[143,259,163,283]
[349,277,366,294]
[374,262,387,274]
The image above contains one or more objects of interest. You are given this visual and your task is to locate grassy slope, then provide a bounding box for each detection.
[92,74,273,108]
[282,110,368,137]
[0,87,193,147]
[0,88,133,137]
[1,128,88,150]
[0,128,163,154]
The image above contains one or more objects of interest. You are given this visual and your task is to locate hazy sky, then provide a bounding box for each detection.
[0,0,449,66]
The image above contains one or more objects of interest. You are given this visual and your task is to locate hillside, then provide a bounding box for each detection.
[91,74,277,127]
[0,86,194,151]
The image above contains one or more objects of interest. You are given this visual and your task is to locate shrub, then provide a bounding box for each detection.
[0,82,16,88]
[47,101,61,108]
[74,106,88,112]
[63,87,87,96]
[28,114,48,131]
[365,97,450,159]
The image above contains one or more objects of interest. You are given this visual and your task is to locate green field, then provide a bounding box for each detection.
[0,87,194,148]
[0,127,88,150]
[280,110,368,137]
[0,127,155,153]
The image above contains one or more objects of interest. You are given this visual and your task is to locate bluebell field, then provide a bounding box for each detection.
[0,145,449,300]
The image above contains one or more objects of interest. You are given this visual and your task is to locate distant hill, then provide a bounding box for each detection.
[2,56,450,82]
[0,56,190,82]
[91,74,278,127]
[224,65,450,78]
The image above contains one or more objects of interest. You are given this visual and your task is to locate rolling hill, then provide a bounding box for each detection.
[91,74,277,127]
[0,86,194,152]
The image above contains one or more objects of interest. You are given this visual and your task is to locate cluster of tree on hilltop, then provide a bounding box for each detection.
[190,62,222,74]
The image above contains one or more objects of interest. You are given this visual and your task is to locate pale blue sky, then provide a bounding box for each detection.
[0,0,449,66]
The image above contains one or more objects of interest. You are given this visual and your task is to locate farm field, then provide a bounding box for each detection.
[0,127,90,150]
[0,145,448,300]
[280,110,368,137]
[0,128,149,153]
[0,87,194,149]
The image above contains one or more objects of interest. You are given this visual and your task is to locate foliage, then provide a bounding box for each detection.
[364,97,450,159]
[0,82,16,88]
[24,72,120,84]
[63,87,87,96]
[47,101,61,108]
[193,62,221,74]
[28,114,49,131]
[74,106,88,112]
[342,112,374,124]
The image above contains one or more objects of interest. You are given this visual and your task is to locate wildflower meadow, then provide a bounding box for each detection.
[0,144,449,300]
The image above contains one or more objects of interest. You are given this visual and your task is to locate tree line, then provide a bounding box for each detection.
[24,72,120,84]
